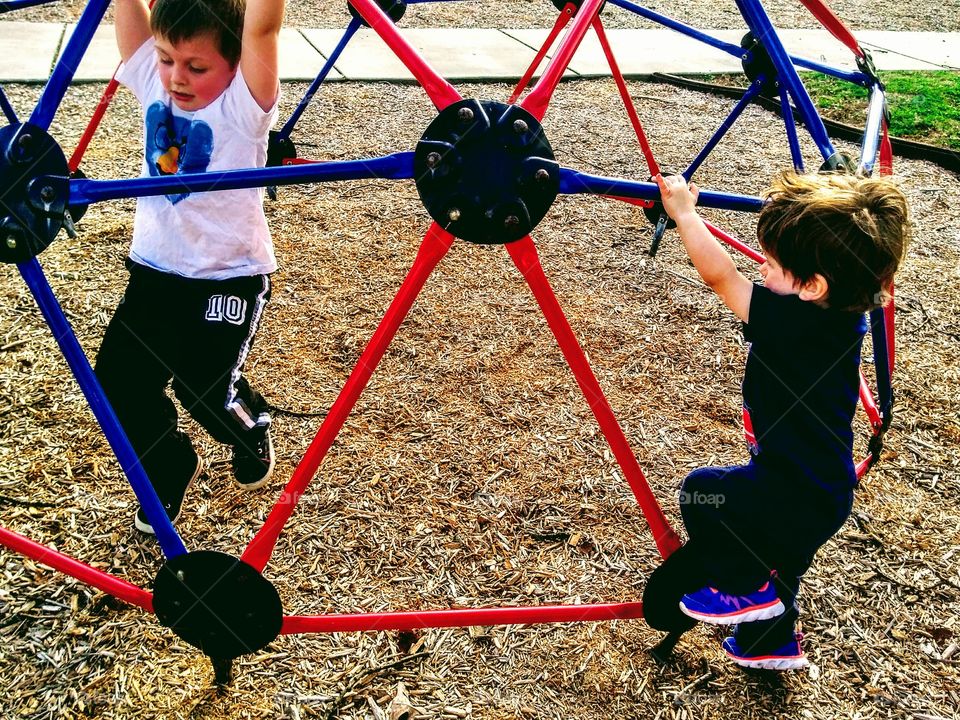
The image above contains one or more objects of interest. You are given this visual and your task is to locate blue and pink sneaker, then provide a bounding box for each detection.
[679,578,785,624]
[722,632,809,670]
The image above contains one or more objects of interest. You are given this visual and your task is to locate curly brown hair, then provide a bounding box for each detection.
[756,171,910,313]
[150,0,245,68]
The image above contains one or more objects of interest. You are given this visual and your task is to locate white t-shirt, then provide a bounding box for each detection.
[117,38,279,280]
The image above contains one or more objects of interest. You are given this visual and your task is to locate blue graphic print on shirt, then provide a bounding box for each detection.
[145,101,214,204]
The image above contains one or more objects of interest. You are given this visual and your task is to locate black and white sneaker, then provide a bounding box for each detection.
[232,427,275,490]
[134,454,203,534]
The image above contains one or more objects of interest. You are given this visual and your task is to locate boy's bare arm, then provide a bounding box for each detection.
[240,0,285,112]
[654,174,753,323]
[115,0,152,63]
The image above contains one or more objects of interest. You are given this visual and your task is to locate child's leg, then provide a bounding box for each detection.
[642,537,710,634]
[731,487,854,653]
[678,464,773,594]
[730,554,807,653]
[170,274,272,460]
[94,265,197,484]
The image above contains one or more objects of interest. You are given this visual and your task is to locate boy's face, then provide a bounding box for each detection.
[155,33,236,112]
[758,254,800,296]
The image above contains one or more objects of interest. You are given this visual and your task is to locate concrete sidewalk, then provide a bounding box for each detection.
[1,21,957,83]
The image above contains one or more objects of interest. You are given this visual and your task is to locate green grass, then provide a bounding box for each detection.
[800,70,960,150]
[702,70,960,150]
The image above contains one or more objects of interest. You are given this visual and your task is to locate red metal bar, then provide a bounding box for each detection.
[0,526,153,611]
[242,223,456,571]
[591,16,660,177]
[506,236,682,558]
[859,371,881,428]
[797,0,864,57]
[347,0,461,111]
[703,220,765,264]
[69,75,120,172]
[879,121,894,176]
[879,122,896,371]
[280,601,645,634]
[508,4,574,105]
[521,0,605,121]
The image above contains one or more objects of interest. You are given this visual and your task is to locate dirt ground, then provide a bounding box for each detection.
[1,7,960,720]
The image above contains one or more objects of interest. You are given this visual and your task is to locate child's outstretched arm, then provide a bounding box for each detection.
[115,0,152,63]
[654,174,753,323]
[241,0,286,112]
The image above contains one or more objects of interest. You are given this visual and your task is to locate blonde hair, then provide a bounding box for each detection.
[757,171,910,312]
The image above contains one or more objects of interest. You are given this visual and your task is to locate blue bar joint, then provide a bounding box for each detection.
[29,0,111,130]
[779,82,804,171]
[69,152,416,205]
[18,259,188,558]
[683,79,764,180]
[790,55,871,86]
[279,17,363,139]
[734,0,836,161]
[0,0,58,13]
[558,168,764,213]
[608,0,745,58]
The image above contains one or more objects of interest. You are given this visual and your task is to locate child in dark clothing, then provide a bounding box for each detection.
[643,171,909,669]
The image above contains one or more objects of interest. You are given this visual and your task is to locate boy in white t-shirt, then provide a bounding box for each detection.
[95,0,285,535]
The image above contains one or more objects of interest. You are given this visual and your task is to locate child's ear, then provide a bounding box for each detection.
[798,273,829,303]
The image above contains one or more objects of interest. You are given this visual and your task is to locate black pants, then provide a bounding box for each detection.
[643,460,853,652]
[95,261,272,488]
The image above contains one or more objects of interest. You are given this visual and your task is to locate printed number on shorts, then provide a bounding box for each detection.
[205,294,248,325]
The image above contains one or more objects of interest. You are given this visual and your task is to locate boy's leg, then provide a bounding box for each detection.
[731,486,854,654]
[642,538,710,635]
[94,265,199,530]
[170,274,274,487]
[679,464,773,594]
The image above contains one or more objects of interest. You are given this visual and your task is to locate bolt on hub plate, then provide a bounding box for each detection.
[414,99,559,245]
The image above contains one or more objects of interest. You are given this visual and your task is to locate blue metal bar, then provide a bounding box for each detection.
[279,18,363,139]
[869,307,893,423]
[683,79,765,181]
[608,0,745,58]
[29,0,111,130]
[18,259,188,558]
[779,82,804,171]
[0,0,57,12]
[858,84,886,174]
[69,152,415,205]
[558,168,764,213]
[791,56,871,86]
[735,0,836,161]
[0,85,18,124]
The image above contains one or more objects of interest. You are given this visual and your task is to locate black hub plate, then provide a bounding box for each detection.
[349,0,406,26]
[0,122,69,264]
[740,33,778,98]
[414,99,559,245]
[153,551,283,659]
[267,130,297,168]
[551,0,606,14]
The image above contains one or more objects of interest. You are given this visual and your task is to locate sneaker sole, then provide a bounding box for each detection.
[233,434,275,491]
[726,652,809,670]
[134,456,204,534]
[679,598,786,625]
